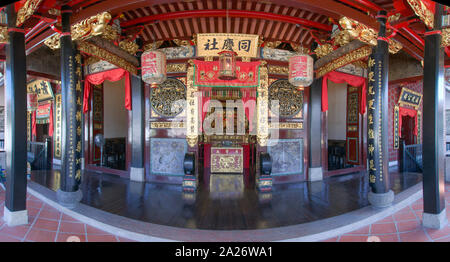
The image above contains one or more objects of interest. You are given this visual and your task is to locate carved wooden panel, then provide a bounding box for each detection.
[268,79,303,118]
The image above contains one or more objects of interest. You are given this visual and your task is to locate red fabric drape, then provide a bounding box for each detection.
[203,144,211,168]
[398,107,418,136]
[322,71,367,114]
[83,68,131,113]
[49,103,54,137]
[32,111,36,138]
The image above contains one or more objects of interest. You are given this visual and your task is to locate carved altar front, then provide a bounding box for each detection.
[210,147,244,173]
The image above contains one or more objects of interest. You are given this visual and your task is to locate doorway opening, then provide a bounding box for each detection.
[88,78,129,172]
[326,81,363,173]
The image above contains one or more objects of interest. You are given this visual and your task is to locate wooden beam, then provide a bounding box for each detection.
[71,0,180,25]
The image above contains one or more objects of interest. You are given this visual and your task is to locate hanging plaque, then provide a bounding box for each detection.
[27,80,54,102]
[398,87,422,109]
[196,33,259,58]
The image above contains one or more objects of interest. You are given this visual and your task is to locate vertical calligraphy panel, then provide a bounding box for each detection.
[54,94,62,159]
[186,61,198,148]
[257,62,269,146]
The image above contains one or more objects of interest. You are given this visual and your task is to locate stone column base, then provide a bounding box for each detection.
[56,189,83,209]
[368,190,394,208]
[3,207,28,226]
[308,167,323,181]
[422,209,448,229]
[130,167,145,182]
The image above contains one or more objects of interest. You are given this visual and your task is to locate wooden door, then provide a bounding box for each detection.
[346,86,360,165]
[91,84,104,164]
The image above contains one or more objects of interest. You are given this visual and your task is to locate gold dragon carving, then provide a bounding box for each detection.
[407,0,434,29]
[44,12,113,50]
[338,17,403,54]
[16,0,43,27]
[0,26,8,44]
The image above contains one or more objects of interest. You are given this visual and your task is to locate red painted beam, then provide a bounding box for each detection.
[336,0,371,13]
[401,26,425,49]
[120,9,333,32]
[352,0,384,12]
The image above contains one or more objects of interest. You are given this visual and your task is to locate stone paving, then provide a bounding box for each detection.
[323,183,450,242]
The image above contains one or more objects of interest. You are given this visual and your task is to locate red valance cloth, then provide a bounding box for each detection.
[321,71,367,115]
[83,68,131,113]
[192,60,261,88]
[32,111,36,138]
[49,103,54,137]
[398,107,418,136]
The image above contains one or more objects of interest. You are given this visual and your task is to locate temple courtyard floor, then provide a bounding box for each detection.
[0,170,449,242]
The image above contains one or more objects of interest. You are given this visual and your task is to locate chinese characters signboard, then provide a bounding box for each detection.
[54,94,62,159]
[367,52,389,189]
[398,87,422,109]
[27,80,54,102]
[394,105,399,149]
[196,33,259,58]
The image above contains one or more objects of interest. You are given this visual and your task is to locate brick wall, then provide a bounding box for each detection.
[388,80,423,162]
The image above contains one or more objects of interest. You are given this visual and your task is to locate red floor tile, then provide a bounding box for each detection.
[414,210,423,220]
[87,234,118,242]
[117,237,137,242]
[86,225,110,235]
[56,232,86,242]
[27,195,40,202]
[434,236,450,242]
[347,225,370,235]
[374,234,399,242]
[58,221,86,234]
[0,233,22,242]
[25,228,56,242]
[425,225,450,240]
[0,225,30,239]
[374,215,394,224]
[396,220,422,233]
[32,218,59,232]
[61,213,79,222]
[411,202,423,211]
[370,223,398,235]
[393,210,418,222]
[26,200,43,209]
[322,237,338,242]
[37,209,61,221]
[339,235,370,242]
[399,229,431,242]
[27,207,41,217]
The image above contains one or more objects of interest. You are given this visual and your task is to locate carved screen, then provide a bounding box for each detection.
[268,79,303,118]
[267,138,304,175]
[150,78,186,117]
[150,138,187,176]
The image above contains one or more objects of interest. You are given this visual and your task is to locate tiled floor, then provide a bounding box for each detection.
[0,184,449,242]
[324,183,450,242]
[0,189,135,242]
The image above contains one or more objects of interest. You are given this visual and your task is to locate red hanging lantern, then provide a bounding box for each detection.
[27,93,38,111]
[289,54,314,90]
[218,50,237,80]
[141,50,167,88]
